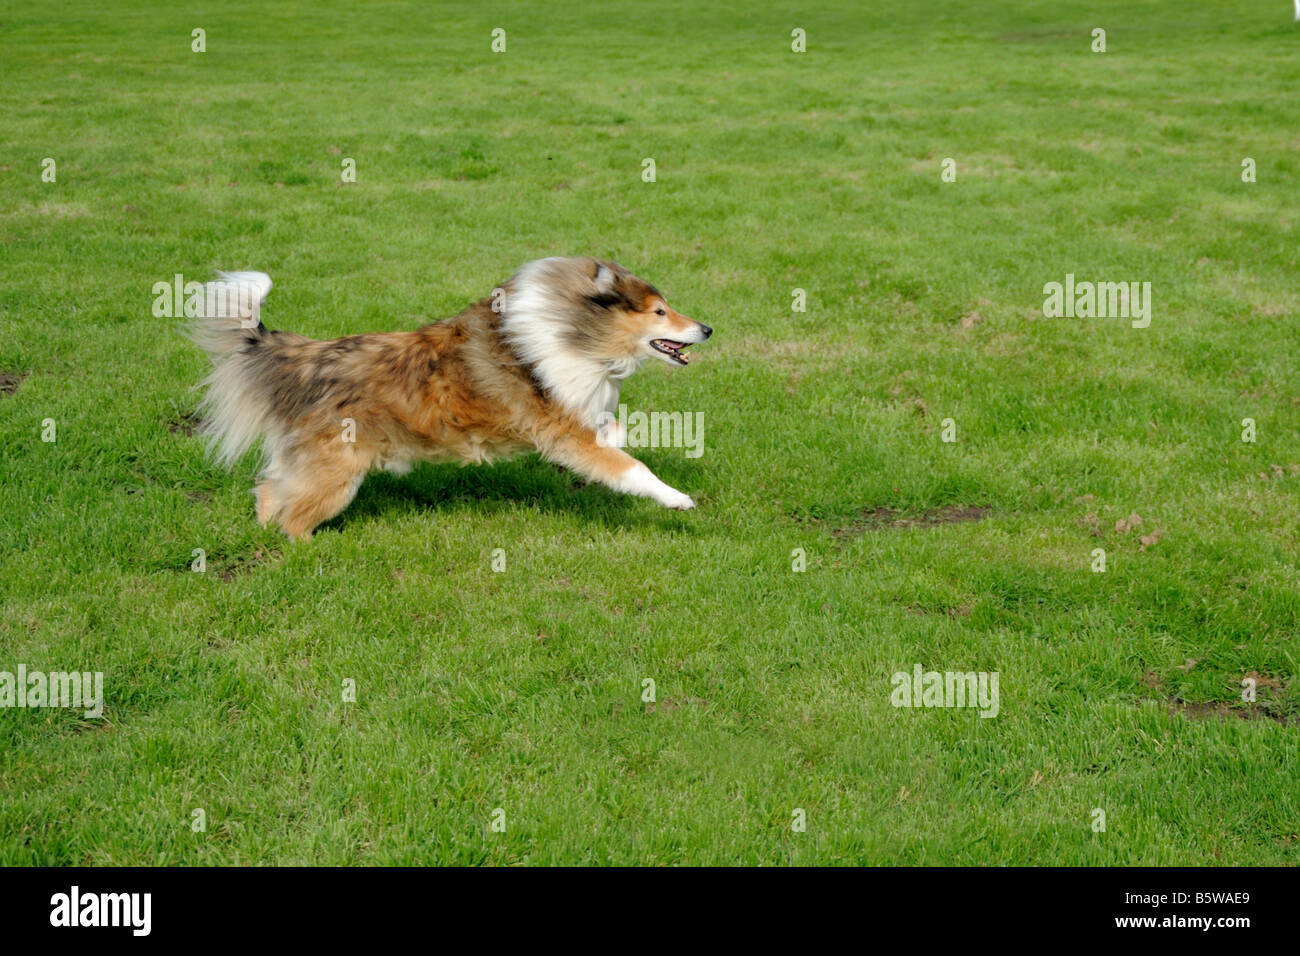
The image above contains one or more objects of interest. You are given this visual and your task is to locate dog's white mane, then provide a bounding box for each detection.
[500,258,642,428]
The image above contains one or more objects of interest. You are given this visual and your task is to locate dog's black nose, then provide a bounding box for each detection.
[698,324,712,339]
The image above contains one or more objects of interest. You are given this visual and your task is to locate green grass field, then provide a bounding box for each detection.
[2,0,1299,865]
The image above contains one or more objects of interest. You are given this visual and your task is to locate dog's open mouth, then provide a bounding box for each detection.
[651,339,691,365]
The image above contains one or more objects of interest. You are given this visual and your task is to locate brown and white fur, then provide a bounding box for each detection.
[188,257,712,540]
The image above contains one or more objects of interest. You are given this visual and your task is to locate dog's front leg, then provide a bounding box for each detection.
[540,426,695,510]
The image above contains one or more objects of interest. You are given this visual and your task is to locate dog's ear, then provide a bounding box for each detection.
[593,261,619,294]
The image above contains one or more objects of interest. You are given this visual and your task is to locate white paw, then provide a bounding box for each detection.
[620,461,695,510]
[662,490,696,510]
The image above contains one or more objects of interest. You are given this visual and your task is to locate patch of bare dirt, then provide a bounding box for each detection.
[216,548,278,581]
[1152,671,1290,724]
[1114,512,1142,532]
[1138,528,1163,551]
[1163,699,1292,725]
[1244,670,1285,691]
[833,505,991,538]
[169,411,205,436]
[0,371,27,396]
[1114,511,1164,550]
[1075,512,1103,536]
[920,604,974,619]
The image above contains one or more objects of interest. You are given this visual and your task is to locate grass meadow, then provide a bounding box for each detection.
[1,1,1299,865]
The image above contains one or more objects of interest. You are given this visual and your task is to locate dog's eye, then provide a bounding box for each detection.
[654,308,666,316]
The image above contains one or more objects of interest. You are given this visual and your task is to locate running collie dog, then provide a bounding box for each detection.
[188,257,712,540]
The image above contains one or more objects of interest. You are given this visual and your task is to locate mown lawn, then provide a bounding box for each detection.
[1,0,1298,864]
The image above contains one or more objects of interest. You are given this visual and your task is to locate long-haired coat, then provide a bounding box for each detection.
[188,257,712,539]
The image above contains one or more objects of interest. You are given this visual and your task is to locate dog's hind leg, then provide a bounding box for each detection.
[255,480,278,526]
[276,469,367,541]
[272,449,370,541]
[254,434,295,528]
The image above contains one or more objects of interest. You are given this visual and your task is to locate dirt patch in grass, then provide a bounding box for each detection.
[169,411,205,436]
[0,371,27,396]
[1163,698,1292,725]
[1158,672,1290,724]
[832,505,991,538]
[1131,656,1297,723]
[1244,670,1285,691]
[1076,512,1104,536]
[215,548,278,581]
[907,603,973,618]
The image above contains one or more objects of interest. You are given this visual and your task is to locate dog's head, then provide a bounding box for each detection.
[505,257,712,372]
[581,258,712,368]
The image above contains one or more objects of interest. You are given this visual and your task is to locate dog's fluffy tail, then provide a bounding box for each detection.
[188,271,272,357]
[188,271,279,468]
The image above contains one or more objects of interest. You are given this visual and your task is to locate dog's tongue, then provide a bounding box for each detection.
[663,341,686,349]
